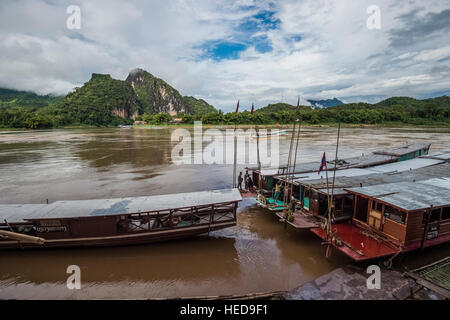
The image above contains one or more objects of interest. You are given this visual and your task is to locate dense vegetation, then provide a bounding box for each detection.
[183,96,216,115]
[175,98,450,125]
[0,88,64,109]
[54,74,138,126]
[0,75,137,128]
[1,76,449,129]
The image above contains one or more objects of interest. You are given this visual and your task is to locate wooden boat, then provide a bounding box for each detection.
[311,177,450,261]
[250,142,432,192]
[252,143,435,224]
[251,130,286,139]
[0,189,242,249]
[291,156,448,224]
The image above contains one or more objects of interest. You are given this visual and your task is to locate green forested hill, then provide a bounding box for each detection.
[180,96,450,125]
[0,88,64,109]
[183,96,216,115]
[53,73,140,126]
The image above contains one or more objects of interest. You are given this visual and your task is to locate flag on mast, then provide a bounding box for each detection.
[251,103,254,114]
[235,100,240,113]
[318,152,326,175]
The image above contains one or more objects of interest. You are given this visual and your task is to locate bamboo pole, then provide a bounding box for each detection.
[233,123,237,188]
[290,120,301,196]
[288,98,302,199]
[256,124,262,192]
[0,230,45,245]
[327,123,341,239]
[284,121,297,204]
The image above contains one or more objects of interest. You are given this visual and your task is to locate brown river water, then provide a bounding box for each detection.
[0,126,449,299]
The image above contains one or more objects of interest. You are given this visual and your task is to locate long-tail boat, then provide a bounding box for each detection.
[253,142,432,217]
[0,189,242,249]
[251,142,432,194]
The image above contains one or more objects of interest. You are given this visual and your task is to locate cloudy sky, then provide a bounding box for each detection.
[0,0,449,111]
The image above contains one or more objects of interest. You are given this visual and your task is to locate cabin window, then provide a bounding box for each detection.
[371,201,383,212]
[442,207,450,221]
[430,209,441,222]
[384,205,406,224]
[422,209,443,224]
[334,197,343,212]
[343,195,353,212]
[304,188,310,198]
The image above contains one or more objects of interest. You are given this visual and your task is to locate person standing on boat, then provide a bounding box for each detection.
[244,170,250,190]
[290,196,296,213]
[238,172,243,190]
[248,175,254,192]
[274,182,281,199]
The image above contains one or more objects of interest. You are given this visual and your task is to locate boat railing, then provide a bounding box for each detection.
[117,202,236,233]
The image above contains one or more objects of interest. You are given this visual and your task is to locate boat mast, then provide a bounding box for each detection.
[255,104,262,192]
[327,123,341,241]
[290,97,302,196]
[233,100,239,188]
[283,116,297,205]
[283,97,301,205]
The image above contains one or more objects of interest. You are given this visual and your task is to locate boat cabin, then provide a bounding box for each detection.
[346,177,450,250]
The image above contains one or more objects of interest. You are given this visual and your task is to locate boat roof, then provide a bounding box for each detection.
[258,153,396,177]
[420,149,450,161]
[345,177,450,211]
[291,157,443,185]
[255,142,431,177]
[373,142,431,157]
[313,162,450,196]
[0,189,242,223]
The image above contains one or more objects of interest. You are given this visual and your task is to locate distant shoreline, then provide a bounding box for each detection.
[1,122,449,132]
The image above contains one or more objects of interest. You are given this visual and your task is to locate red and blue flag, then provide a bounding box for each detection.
[318,152,326,175]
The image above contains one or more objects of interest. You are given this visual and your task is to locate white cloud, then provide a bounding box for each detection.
[0,0,448,109]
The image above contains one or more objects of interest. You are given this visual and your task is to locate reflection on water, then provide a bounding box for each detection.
[0,126,449,299]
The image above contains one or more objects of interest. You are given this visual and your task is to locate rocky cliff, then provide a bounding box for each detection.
[126,68,192,115]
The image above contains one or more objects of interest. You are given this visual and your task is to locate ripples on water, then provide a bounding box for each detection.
[0,127,449,299]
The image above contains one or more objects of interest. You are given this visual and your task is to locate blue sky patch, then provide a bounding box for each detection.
[252,35,273,53]
[199,40,248,61]
[236,10,280,36]
[197,9,280,61]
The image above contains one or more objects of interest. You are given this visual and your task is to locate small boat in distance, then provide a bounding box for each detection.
[251,130,287,139]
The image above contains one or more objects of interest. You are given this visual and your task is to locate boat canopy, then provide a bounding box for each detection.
[291,157,443,184]
[0,189,242,223]
[373,142,431,157]
[307,162,450,196]
[345,177,450,211]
